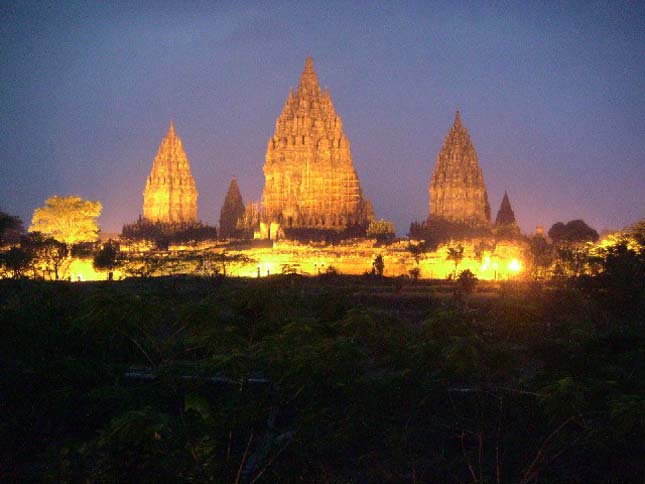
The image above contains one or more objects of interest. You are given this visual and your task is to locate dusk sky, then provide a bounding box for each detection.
[1,1,643,235]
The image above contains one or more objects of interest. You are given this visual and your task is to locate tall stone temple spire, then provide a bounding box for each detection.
[429,111,491,226]
[261,57,373,233]
[495,191,517,227]
[143,121,198,223]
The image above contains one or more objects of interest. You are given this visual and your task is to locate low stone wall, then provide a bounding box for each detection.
[70,238,527,281]
[224,239,527,280]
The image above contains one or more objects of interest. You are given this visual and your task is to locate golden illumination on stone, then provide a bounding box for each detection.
[429,111,491,226]
[143,121,198,223]
[262,57,373,231]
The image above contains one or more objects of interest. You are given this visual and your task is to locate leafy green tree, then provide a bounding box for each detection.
[366,219,396,242]
[528,235,553,280]
[0,210,24,246]
[30,195,102,252]
[0,246,32,279]
[93,240,121,280]
[0,232,68,280]
[372,254,385,276]
[552,244,600,280]
[548,219,599,243]
[407,242,425,264]
[456,269,478,295]
[324,264,338,275]
[22,232,69,280]
[120,253,182,278]
[121,218,217,249]
[197,251,253,277]
[446,244,464,278]
[408,267,420,281]
[593,227,645,309]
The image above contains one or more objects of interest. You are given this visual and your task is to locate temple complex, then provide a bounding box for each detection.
[143,121,198,223]
[429,112,490,227]
[261,57,373,237]
[219,177,245,239]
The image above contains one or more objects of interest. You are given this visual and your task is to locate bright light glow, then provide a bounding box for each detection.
[260,261,275,275]
[480,256,490,271]
[508,259,522,273]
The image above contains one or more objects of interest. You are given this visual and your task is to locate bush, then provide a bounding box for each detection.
[456,268,477,294]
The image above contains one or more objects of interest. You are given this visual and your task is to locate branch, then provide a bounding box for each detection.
[519,415,580,484]
[234,430,254,484]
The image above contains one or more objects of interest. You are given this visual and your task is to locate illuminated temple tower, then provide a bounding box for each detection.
[261,57,373,236]
[429,111,491,226]
[143,121,198,223]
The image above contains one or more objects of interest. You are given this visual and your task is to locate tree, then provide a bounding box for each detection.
[121,218,217,248]
[29,196,102,252]
[196,251,253,277]
[548,219,599,243]
[0,246,32,279]
[407,242,425,265]
[592,221,645,308]
[93,240,121,280]
[0,211,24,246]
[120,253,181,278]
[22,232,69,280]
[366,219,396,242]
[0,232,68,280]
[456,269,478,295]
[372,254,385,276]
[528,235,553,280]
[446,244,464,278]
[408,267,421,281]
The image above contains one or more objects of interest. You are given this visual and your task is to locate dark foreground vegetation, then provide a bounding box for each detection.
[1,268,643,484]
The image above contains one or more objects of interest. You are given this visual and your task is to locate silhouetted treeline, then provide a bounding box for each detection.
[121,218,217,248]
[409,218,495,245]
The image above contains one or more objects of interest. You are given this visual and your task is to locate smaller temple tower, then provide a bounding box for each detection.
[494,191,520,236]
[495,191,517,226]
[143,121,198,223]
[429,111,491,227]
[219,177,245,239]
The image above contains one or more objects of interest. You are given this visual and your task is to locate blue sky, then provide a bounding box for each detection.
[1,1,643,234]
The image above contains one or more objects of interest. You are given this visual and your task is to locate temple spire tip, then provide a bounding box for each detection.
[298,56,321,95]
